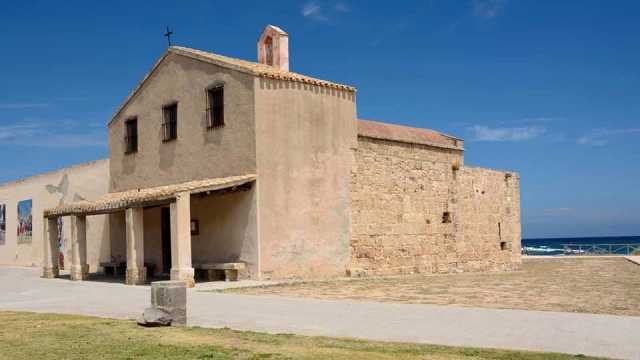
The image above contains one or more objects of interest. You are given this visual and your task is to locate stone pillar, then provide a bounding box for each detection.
[70,215,89,281]
[42,217,60,278]
[125,207,146,285]
[170,192,194,287]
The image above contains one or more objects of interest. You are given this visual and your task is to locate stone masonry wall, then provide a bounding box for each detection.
[349,136,521,276]
[456,166,521,271]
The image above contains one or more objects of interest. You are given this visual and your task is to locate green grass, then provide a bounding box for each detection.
[0,311,606,360]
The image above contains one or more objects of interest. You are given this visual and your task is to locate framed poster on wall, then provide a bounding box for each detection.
[0,204,6,245]
[17,199,32,244]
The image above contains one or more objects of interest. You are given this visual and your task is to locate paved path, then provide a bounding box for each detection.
[1,267,639,360]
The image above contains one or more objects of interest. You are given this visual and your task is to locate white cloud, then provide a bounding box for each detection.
[577,128,640,147]
[302,1,350,21]
[503,117,561,125]
[302,2,327,21]
[0,122,39,140]
[473,0,507,19]
[469,125,546,142]
[0,103,49,109]
[0,120,106,147]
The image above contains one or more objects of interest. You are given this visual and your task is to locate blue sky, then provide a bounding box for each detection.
[1,0,639,238]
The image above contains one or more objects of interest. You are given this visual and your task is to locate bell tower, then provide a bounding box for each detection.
[257,25,289,71]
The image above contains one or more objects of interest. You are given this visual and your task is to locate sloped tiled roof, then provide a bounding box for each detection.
[108,46,355,126]
[170,46,355,91]
[358,119,463,150]
[44,174,256,217]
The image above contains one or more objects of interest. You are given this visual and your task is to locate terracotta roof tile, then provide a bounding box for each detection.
[358,119,463,150]
[44,174,256,217]
[109,47,356,126]
[170,46,355,92]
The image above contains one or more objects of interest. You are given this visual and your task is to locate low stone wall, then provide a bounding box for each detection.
[349,136,520,276]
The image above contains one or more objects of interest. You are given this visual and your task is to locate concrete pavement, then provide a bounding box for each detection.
[1,266,638,359]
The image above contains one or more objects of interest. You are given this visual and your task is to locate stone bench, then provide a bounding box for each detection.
[194,262,245,282]
[100,262,125,277]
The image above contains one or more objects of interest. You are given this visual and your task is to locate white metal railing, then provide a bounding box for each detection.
[562,243,640,256]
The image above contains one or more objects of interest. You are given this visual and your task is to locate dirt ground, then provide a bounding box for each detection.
[227,258,640,316]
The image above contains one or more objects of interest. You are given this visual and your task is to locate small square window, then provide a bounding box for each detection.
[124,118,138,154]
[500,241,508,251]
[442,212,452,223]
[162,103,178,141]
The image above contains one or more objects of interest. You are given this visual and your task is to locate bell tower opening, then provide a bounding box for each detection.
[265,36,273,66]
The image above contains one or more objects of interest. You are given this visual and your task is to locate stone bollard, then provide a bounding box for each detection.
[137,280,187,327]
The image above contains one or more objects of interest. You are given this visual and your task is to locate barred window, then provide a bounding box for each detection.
[162,103,178,141]
[206,87,224,129]
[124,117,138,154]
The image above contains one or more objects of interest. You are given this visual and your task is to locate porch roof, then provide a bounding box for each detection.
[43,174,257,218]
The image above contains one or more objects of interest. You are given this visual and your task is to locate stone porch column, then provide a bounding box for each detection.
[170,192,194,287]
[125,207,146,285]
[70,215,89,281]
[42,216,60,278]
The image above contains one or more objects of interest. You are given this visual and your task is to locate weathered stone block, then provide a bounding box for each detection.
[137,307,172,327]
[151,280,187,326]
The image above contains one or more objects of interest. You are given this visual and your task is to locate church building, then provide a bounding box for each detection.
[0,25,521,287]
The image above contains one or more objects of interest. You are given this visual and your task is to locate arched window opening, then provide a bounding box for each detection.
[265,36,274,66]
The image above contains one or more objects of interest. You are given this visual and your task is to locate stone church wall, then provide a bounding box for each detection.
[456,166,521,272]
[349,136,521,276]
[255,78,357,280]
[108,53,257,193]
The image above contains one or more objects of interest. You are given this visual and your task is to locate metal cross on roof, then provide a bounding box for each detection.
[164,26,174,47]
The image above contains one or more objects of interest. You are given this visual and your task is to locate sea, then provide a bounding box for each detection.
[522,236,640,256]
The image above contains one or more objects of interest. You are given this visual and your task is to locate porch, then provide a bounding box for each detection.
[41,174,257,288]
